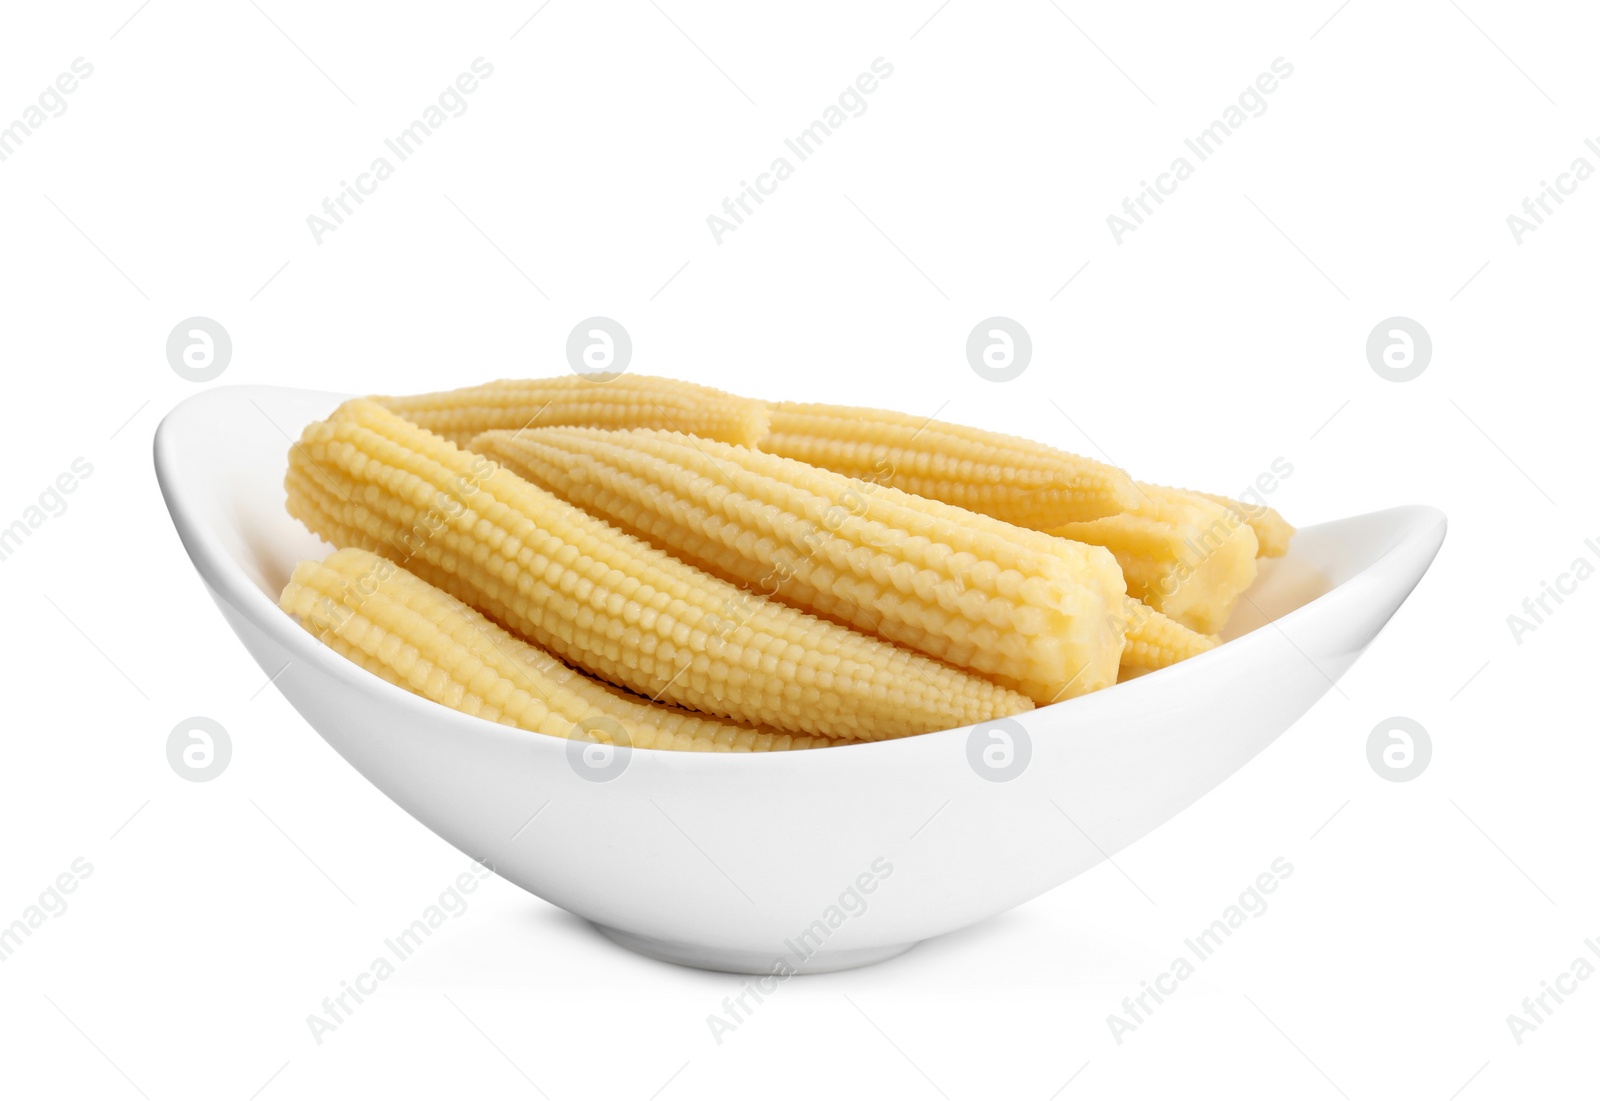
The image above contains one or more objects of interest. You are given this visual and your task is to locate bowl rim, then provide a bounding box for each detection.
[155,384,1447,766]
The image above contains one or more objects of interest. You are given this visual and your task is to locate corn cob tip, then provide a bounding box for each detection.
[1053,484,1258,636]
[1189,490,1295,558]
[1118,596,1217,674]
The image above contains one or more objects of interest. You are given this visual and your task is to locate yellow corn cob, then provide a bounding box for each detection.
[1118,597,1216,674]
[297,547,790,752]
[280,549,835,751]
[285,400,1031,740]
[868,486,1204,685]
[470,426,1128,703]
[1051,485,1258,636]
[1191,492,1294,558]
[370,375,771,448]
[286,476,1022,741]
[759,402,1139,528]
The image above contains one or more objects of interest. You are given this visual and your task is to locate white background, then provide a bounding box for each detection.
[1,1,1594,1098]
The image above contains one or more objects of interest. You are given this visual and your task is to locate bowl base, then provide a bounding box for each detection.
[592,924,918,974]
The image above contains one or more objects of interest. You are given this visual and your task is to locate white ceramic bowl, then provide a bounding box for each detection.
[155,385,1446,974]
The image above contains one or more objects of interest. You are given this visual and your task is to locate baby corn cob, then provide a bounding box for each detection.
[470,426,1129,703]
[907,517,1218,676]
[760,402,1139,528]
[285,400,1031,740]
[371,375,771,448]
[1191,492,1295,558]
[281,549,835,751]
[942,512,1219,676]
[1118,597,1216,674]
[1051,485,1258,636]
